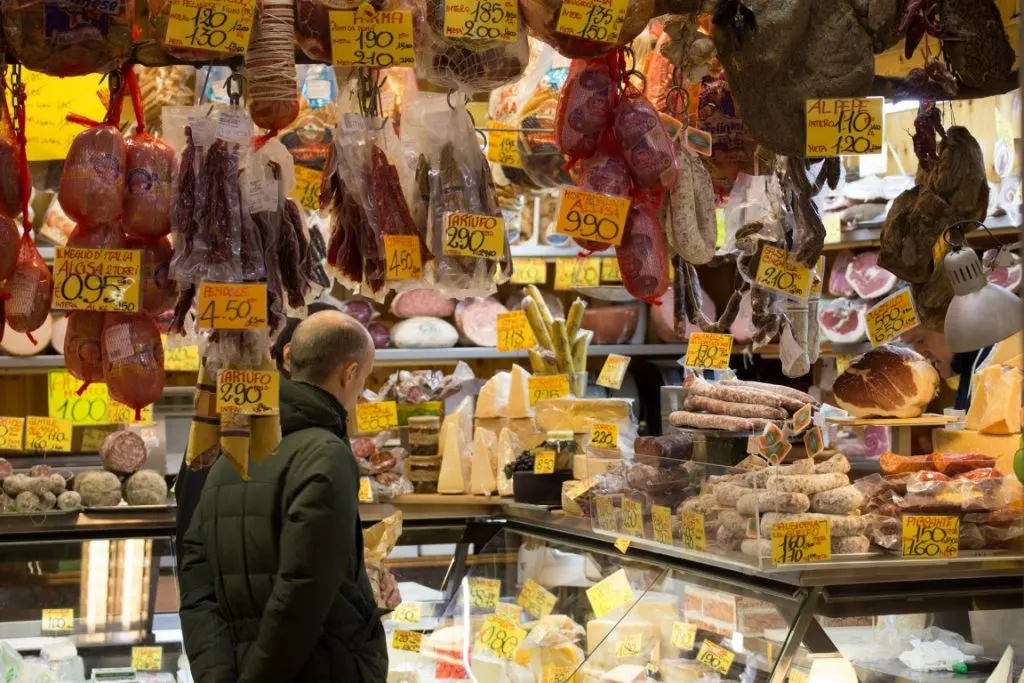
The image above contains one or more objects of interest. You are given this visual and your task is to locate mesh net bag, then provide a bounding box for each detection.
[520,0,656,58]
[101,313,165,420]
[64,311,106,392]
[415,0,529,92]
[125,132,174,239]
[3,1,134,76]
[573,140,631,253]
[0,215,19,280]
[617,200,669,303]
[6,232,52,341]
[0,78,28,220]
[127,235,176,316]
[59,125,127,227]
[555,56,615,161]
[67,222,127,249]
[613,84,679,193]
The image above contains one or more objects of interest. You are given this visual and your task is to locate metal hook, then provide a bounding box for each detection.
[226,70,243,106]
[944,219,1001,250]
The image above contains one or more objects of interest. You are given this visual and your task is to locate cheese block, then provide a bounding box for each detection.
[965,360,1023,434]
[471,655,511,683]
[586,617,655,669]
[524,640,585,683]
[601,664,647,683]
[470,428,498,495]
[508,364,535,419]
[535,398,632,433]
[932,429,1020,476]
[437,420,465,494]
[477,371,512,419]
[573,455,621,480]
[497,427,520,496]
[659,659,711,682]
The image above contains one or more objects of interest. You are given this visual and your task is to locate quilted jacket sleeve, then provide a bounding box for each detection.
[239,438,360,683]
[179,499,239,683]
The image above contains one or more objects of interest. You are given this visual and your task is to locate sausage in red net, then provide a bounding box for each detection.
[616,201,669,303]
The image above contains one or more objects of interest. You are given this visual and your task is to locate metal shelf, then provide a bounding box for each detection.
[823,216,1020,252]
[373,343,685,365]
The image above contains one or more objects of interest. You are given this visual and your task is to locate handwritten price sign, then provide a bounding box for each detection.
[108,400,153,426]
[586,568,633,618]
[534,450,555,474]
[496,311,536,352]
[41,608,73,633]
[443,213,505,259]
[358,476,374,503]
[392,629,423,653]
[216,370,280,416]
[131,646,163,671]
[468,577,502,610]
[48,371,111,426]
[528,374,570,405]
[902,515,959,559]
[600,258,621,283]
[671,621,697,650]
[496,603,522,622]
[516,578,557,618]
[0,417,24,450]
[355,401,398,433]
[681,511,705,552]
[555,188,630,246]
[621,497,644,538]
[771,519,831,565]
[487,121,523,169]
[444,0,517,41]
[290,166,323,213]
[198,282,268,329]
[554,0,629,44]
[382,235,423,281]
[651,504,672,545]
[391,602,421,624]
[596,354,630,390]
[805,97,883,157]
[164,0,256,55]
[755,245,812,300]
[474,615,526,661]
[615,632,643,658]
[162,335,200,372]
[696,640,735,675]
[510,257,545,284]
[25,416,72,452]
[53,248,141,313]
[866,288,920,347]
[684,332,733,370]
[595,494,616,532]
[553,257,600,290]
[590,422,618,449]
[329,7,415,67]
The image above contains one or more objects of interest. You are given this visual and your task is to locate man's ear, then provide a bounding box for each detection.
[282,343,292,371]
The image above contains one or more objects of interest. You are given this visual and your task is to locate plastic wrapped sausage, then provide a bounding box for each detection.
[617,200,669,302]
[101,313,165,420]
[555,56,615,160]
[6,232,52,342]
[64,311,106,392]
[613,86,679,192]
[124,132,174,239]
[67,222,127,249]
[127,236,176,316]
[59,125,126,226]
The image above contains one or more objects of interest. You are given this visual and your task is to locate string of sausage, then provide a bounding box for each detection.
[683,394,788,421]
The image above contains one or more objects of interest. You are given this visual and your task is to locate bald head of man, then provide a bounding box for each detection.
[283,310,375,411]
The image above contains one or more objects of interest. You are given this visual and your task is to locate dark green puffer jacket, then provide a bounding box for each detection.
[179,379,388,683]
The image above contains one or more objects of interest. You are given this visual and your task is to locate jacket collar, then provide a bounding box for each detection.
[280,378,349,440]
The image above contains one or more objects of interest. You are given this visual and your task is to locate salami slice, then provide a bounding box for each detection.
[391,288,456,319]
[454,297,508,347]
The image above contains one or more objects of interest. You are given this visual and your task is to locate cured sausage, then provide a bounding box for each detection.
[0,215,19,280]
[101,313,165,420]
[575,153,631,253]
[683,395,788,421]
[669,410,755,432]
[555,57,615,160]
[246,0,299,130]
[718,379,818,406]
[809,485,865,514]
[736,491,811,515]
[0,139,29,220]
[124,133,174,239]
[766,473,850,495]
[613,86,679,192]
[6,233,52,342]
[668,147,716,265]
[60,125,126,226]
[66,222,126,249]
[127,236,175,316]
[683,373,786,409]
[63,311,106,391]
[617,201,669,302]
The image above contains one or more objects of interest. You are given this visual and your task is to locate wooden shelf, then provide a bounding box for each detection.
[824,414,957,427]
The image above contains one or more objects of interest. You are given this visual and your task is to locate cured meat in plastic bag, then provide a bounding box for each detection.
[6,232,52,341]
[59,125,126,226]
[125,132,174,239]
[67,222,127,249]
[613,86,678,193]
[617,200,669,302]
[127,236,175,316]
[0,79,29,219]
[573,150,631,253]
[3,1,134,76]
[64,311,106,391]
[0,215,20,280]
[555,56,615,160]
[101,313,165,420]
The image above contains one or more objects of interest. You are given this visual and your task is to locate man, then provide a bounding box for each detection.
[179,311,388,683]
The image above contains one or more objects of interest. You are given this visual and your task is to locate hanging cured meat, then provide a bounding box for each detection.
[127,236,175,316]
[6,233,52,342]
[101,313,165,420]
[0,85,28,220]
[574,152,631,253]
[555,57,615,160]
[0,215,19,280]
[613,86,678,193]
[64,311,106,392]
[617,201,669,302]
[66,222,127,250]
[60,125,127,226]
[124,132,174,239]
[246,0,299,130]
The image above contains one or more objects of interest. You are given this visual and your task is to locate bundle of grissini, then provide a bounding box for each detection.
[670,374,817,432]
[521,284,591,396]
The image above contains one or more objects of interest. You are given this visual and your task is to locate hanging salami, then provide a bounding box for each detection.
[64,311,106,393]
[59,125,127,226]
[616,200,669,303]
[128,235,176,316]
[101,313,165,421]
[555,56,616,161]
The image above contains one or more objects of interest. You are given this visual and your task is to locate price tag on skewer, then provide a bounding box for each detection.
[496,311,536,352]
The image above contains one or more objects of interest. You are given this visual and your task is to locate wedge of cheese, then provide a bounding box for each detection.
[965,360,1023,434]
[437,420,465,494]
[470,428,498,495]
[477,371,512,419]
[497,427,520,496]
[508,364,534,419]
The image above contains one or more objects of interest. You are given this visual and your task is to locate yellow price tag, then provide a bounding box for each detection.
[356,401,399,433]
[621,497,644,538]
[554,0,630,44]
[517,578,557,619]
[474,614,526,661]
[789,670,810,683]
[695,640,735,675]
[21,72,107,162]
[48,371,109,426]
[534,450,555,474]
[81,425,117,452]
[595,494,616,532]
[651,505,672,545]
[590,422,618,449]
[0,417,24,450]
[805,97,884,157]
[131,646,163,671]
[553,257,600,290]
[107,400,153,425]
[392,629,423,653]
[495,602,522,622]
[487,121,523,169]
[25,416,72,452]
[771,519,832,564]
[496,311,536,352]
[198,282,268,329]
[902,515,960,559]
[542,666,574,683]
[823,215,842,246]
[809,255,827,296]
[684,332,733,370]
[511,257,545,284]
[216,370,280,416]
[596,353,630,390]
[671,621,696,650]
[391,602,421,624]
[41,608,74,633]
[329,7,415,67]
[291,166,323,213]
[836,354,855,375]
[681,511,706,552]
[866,288,920,347]
[468,577,502,610]
[444,0,518,41]
[615,632,643,658]
[164,0,256,56]
[358,476,374,503]
[528,374,570,405]
[443,213,506,259]
[756,245,812,300]
[600,257,621,283]
[586,568,633,619]
[382,234,424,281]
[53,247,142,313]
[555,188,631,246]
[613,537,631,553]
[162,335,200,372]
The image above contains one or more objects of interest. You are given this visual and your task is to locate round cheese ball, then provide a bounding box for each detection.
[47,473,67,495]
[76,470,123,507]
[124,470,168,506]
[3,473,30,496]
[28,464,51,477]
[57,491,82,511]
